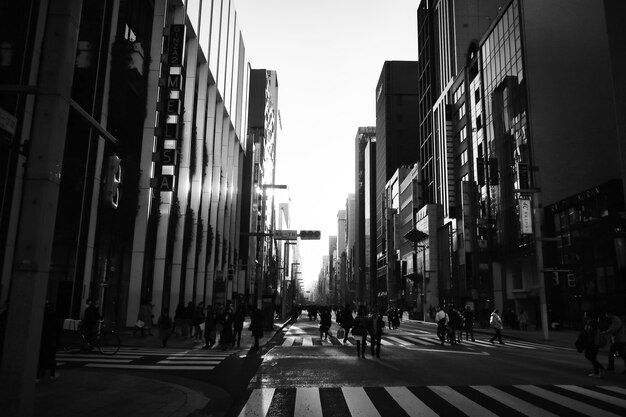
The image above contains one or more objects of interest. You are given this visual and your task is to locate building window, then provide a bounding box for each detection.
[460,150,468,165]
[457,105,466,121]
[459,128,467,144]
[476,115,482,131]
[474,88,481,104]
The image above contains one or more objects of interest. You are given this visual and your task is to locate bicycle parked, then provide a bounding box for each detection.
[62,319,120,355]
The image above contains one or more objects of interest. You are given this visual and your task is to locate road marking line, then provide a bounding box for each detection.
[557,385,626,408]
[429,385,498,417]
[282,337,295,347]
[385,386,438,417]
[472,385,558,417]
[302,337,313,346]
[599,386,626,396]
[386,336,413,346]
[238,388,275,417]
[515,385,621,417]
[57,358,133,363]
[295,387,323,417]
[342,387,381,417]
[84,363,215,370]
[158,360,223,365]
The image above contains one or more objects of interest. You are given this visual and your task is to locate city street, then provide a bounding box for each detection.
[228,313,626,417]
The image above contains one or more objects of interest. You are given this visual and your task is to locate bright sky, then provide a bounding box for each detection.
[235,0,418,291]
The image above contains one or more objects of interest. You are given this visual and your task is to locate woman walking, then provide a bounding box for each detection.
[489,309,505,344]
[157,308,173,347]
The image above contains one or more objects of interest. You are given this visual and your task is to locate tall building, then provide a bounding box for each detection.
[375,61,419,308]
[337,209,347,305]
[433,0,626,327]
[346,193,356,305]
[355,127,376,305]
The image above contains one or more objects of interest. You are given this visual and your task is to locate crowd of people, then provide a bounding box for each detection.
[131,300,264,350]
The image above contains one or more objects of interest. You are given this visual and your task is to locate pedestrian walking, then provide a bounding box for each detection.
[601,310,626,373]
[192,302,205,343]
[203,305,217,349]
[462,305,475,342]
[369,307,384,358]
[233,306,244,347]
[173,302,185,337]
[576,316,606,377]
[352,306,368,358]
[157,308,173,347]
[249,307,263,350]
[83,299,101,344]
[448,306,463,345]
[219,303,234,350]
[320,307,332,341]
[36,301,62,383]
[338,304,353,343]
[489,309,505,344]
[134,300,154,337]
[518,309,529,331]
[435,306,449,346]
[182,301,194,339]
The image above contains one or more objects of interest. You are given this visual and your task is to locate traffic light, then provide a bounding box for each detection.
[299,230,321,240]
[103,154,122,208]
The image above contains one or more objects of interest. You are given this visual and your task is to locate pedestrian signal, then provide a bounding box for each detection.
[299,230,321,240]
[104,154,122,208]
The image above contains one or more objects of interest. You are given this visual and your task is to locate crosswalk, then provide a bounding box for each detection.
[56,347,230,371]
[279,333,572,352]
[237,384,626,416]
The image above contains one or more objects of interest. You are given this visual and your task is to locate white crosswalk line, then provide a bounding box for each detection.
[302,337,313,346]
[158,360,222,364]
[85,363,215,370]
[599,386,626,396]
[57,357,133,363]
[472,385,558,417]
[380,338,394,346]
[342,387,381,417]
[238,388,275,417]
[282,337,295,347]
[385,386,438,417]
[294,387,323,417]
[402,336,431,345]
[429,385,499,417]
[557,385,626,408]
[515,385,622,417]
[386,336,413,346]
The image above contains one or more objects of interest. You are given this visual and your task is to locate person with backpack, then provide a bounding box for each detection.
[368,307,384,358]
[462,305,476,342]
[576,316,605,377]
[435,306,449,346]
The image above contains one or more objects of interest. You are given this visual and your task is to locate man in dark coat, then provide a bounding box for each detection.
[249,307,264,350]
[37,302,62,382]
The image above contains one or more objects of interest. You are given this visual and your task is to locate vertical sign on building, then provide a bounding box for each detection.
[154,24,185,193]
[519,197,533,235]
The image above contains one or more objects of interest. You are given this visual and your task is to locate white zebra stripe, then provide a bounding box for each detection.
[429,385,499,417]
[294,387,323,417]
[238,388,275,417]
[57,357,133,363]
[158,360,222,365]
[472,385,558,417]
[385,336,413,346]
[85,363,215,370]
[557,385,626,408]
[599,386,626,396]
[341,387,381,417]
[385,386,438,417]
[282,337,295,347]
[302,337,313,346]
[515,385,621,417]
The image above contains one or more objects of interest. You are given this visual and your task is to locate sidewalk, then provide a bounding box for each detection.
[33,316,292,417]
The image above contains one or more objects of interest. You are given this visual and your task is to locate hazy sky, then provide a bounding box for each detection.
[235,0,419,290]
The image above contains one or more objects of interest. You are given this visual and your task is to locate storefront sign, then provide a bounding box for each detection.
[519,198,533,234]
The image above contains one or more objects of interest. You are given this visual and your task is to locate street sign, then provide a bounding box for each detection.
[274,229,298,240]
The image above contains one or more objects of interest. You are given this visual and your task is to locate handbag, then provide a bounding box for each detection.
[337,328,345,339]
[136,319,145,328]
